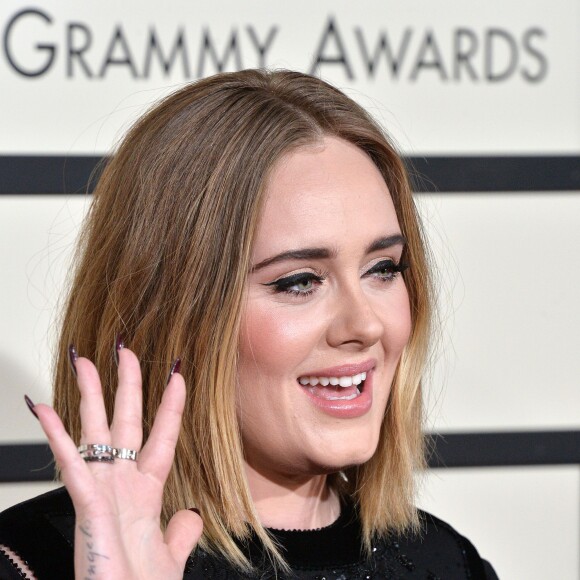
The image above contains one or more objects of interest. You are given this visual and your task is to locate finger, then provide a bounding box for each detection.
[138,373,186,480]
[110,347,143,451]
[34,404,96,508]
[77,357,111,447]
[165,509,203,569]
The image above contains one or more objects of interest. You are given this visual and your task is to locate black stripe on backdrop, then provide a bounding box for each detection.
[1,431,579,483]
[1,155,579,194]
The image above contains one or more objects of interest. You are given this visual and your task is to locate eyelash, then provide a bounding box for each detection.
[265,260,409,297]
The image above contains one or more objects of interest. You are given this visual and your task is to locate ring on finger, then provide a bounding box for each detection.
[78,443,114,463]
[113,447,138,461]
[84,455,115,463]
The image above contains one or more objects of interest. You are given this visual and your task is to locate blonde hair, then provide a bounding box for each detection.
[53,69,432,571]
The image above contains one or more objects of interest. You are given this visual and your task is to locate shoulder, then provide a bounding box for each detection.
[0,485,74,542]
[0,486,75,579]
[382,509,498,580]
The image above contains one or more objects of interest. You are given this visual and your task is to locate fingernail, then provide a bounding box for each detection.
[24,395,38,420]
[68,344,78,378]
[188,507,201,517]
[166,357,182,386]
[114,333,125,366]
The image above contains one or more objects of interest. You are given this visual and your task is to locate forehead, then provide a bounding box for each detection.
[252,137,400,261]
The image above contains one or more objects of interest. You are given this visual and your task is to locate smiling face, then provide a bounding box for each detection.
[237,136,412,482]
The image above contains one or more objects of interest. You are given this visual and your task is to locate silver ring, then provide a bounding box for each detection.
[83,455,115,463]
[113,447,138,461]
[78,443,113,455]
[78,443,114,462]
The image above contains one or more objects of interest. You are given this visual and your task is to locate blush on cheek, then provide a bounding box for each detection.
[239,305,323,373]
[387,314,412,354]
[382,287,412,353]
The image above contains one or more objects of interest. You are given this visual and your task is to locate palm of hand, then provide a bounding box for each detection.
[34,347,202,580]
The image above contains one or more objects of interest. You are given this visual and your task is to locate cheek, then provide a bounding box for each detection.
[237,303,323,467]
[238,303,322,377]
[381,285,413,358]
[396,288,413,344]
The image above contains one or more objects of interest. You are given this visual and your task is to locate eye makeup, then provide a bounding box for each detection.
[263,259,409,297]
[363,259,409,282]
[263,271,325,296]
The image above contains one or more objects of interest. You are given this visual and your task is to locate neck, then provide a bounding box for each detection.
[244,462,341,530]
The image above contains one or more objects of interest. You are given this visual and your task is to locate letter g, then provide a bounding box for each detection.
[4,9,55,77]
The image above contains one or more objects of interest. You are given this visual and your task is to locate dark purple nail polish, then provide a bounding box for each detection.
[188,507,201,517]
[114,333,125,366]
[24,395,38,419]
[166,357,182,386]
[68,344,78,378]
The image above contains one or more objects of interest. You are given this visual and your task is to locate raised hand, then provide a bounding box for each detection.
[26,344,202,579]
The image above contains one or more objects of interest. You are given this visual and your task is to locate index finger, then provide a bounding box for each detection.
[34,404,97,509]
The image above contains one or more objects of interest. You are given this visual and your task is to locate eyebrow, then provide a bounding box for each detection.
[366,234,406,254]
[251,234,406,272]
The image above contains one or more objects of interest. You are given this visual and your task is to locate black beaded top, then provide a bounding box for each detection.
[184,499,498,580]
[0,487,498,580]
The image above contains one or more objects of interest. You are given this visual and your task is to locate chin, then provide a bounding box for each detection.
[311,436,379,474]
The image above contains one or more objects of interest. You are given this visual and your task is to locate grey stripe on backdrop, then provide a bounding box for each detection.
[1,431,579,482]
[1,155,579,194]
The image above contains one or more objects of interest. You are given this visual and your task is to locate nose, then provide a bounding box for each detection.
[326,283,385,350]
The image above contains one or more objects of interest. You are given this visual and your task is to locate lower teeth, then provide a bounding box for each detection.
[321,386,361,401]
[327,389,360,401]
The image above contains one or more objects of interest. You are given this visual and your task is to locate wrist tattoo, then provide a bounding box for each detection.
[79,520,110,579]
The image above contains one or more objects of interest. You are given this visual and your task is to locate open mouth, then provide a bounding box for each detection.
[298,372,367,401]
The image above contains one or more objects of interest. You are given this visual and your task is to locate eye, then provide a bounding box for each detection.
[364,259,409,282]
[264,272,324,296]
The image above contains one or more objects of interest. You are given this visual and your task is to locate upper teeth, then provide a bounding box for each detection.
[299,372,367,388]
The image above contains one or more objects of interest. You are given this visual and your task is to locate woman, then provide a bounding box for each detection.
[0,70,497,578]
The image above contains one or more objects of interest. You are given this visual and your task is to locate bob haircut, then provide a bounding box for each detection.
[53,69,432,571]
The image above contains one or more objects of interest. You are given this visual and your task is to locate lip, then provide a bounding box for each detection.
[298,358,376,379]
[298,366,375,419]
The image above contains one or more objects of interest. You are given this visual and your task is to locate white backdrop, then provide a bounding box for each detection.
[1,2,579,578]
[1,0,579,155]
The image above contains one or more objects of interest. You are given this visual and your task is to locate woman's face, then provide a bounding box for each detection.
[237,136,412,480]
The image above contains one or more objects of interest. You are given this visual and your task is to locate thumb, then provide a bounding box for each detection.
[165,508,203,568]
